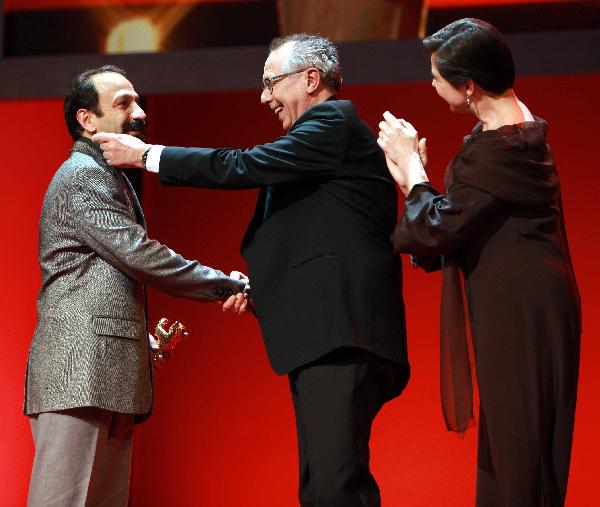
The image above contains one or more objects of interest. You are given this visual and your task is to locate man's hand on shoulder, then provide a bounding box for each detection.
[92,132,148,169]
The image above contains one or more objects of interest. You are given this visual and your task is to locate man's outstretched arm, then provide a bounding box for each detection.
[71,163,246,303]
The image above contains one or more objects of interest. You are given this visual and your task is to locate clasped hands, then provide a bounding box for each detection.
[222,271,253,315]
[377,111,429,197]
[151,271,251,370]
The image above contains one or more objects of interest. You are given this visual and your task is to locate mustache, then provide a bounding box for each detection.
[123,118,146,133]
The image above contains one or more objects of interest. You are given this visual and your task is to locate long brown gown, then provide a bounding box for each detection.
[392,119,581,506]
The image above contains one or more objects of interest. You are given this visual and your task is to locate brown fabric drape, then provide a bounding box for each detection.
[440,257,475,433]
[438,119,561,433]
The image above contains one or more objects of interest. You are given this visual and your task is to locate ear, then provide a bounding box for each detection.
[76,108,97,135]
[305,67,321,94]
[464,79,475,97]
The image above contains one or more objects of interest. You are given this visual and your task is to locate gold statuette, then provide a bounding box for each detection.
[150,317,189,364]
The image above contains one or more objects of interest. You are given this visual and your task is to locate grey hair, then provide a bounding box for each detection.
[269,33,342,93]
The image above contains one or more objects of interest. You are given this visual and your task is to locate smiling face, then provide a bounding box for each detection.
[85,72,146,138]
[430,53,468,113]
[260,43,314,131]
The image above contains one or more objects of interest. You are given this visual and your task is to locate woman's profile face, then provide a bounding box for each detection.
[430,54,468,113]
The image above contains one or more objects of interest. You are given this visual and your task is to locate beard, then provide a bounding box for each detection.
[123,118,146,140]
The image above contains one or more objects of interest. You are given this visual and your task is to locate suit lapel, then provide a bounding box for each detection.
[122,173,146,229]
[241,187,269,253]
[72,137,146,229]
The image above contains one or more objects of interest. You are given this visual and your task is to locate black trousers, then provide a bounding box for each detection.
[288,348,409,507]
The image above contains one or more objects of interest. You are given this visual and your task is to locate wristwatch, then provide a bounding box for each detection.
[141,146,152,169]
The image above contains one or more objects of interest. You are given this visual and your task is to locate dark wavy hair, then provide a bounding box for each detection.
[63,65,126,141]
[423,18,515,94]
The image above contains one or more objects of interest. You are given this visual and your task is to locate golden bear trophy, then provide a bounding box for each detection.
[150,317,189,363]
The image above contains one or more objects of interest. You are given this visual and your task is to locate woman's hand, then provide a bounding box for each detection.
[378,111,429,196]
[382,155,409,195]
[418,137,428,168]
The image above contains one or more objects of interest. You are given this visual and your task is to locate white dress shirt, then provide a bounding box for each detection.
[145,145,165,173]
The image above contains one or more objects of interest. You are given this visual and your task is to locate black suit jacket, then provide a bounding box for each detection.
[160,99,408,375]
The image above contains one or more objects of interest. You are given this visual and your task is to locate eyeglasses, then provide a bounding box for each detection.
[261,67,318,94]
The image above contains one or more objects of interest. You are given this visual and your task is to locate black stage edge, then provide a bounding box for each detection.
[427,0,600,34]
[1,29,599,100]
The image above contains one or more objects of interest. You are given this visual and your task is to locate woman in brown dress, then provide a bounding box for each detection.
[378,18,581,506]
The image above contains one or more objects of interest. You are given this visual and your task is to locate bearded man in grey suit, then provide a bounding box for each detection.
[24,65,248,507]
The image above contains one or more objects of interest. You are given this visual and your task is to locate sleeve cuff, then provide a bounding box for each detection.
[406,181,436,200]
[146,145,165,173]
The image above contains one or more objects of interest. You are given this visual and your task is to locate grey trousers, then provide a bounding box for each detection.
[28,407,134,507]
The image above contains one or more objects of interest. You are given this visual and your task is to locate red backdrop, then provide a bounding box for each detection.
[1,73,598,506]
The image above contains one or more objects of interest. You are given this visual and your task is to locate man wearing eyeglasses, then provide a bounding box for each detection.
[94,34,409,507]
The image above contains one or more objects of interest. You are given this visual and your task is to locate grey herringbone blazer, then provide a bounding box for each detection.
[25,137,244,420]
